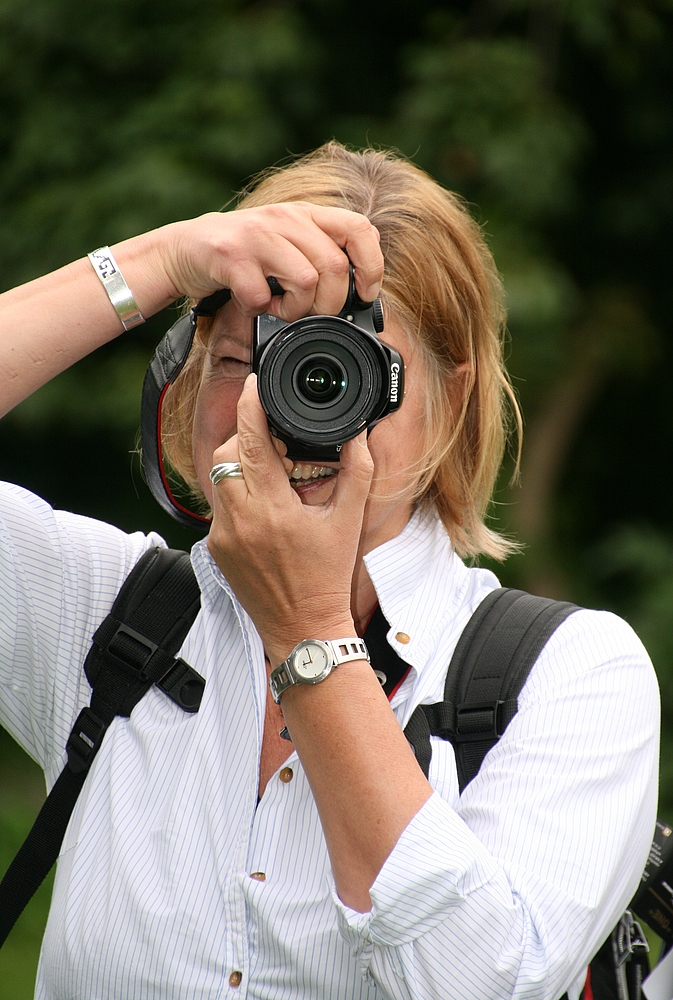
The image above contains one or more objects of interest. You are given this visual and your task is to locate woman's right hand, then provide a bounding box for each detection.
[157,202,383,321]
[0,202,383,415]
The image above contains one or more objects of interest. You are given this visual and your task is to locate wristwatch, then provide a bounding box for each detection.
[269,637,369,704]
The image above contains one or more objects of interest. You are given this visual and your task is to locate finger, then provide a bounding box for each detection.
[271,434,294,476]
[207,229,315,320]
[248,230,348,320]
[207,434,248,538]
[304,206,384,302]
[225,262,275,317]
[235,374,294,498]
[330,430,374,523]
[260,250,319,323]
[210,433,246,487]
[260,218,350,316]
[233,205,378,316]
[211,431,242,468]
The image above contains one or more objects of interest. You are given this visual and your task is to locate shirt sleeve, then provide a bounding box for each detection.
[0,481,165,785]
[332,608,660,1000]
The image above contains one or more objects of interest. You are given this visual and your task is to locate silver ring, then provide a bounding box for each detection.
[209,462,244,484]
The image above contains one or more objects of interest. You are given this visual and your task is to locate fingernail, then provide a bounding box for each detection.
[357,429,369,447]
[244,372,257,390]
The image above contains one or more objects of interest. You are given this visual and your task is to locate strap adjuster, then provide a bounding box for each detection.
[156,658,205,713]
[66,708,107,774]
[105,624,158,679]
[454,701,506,742]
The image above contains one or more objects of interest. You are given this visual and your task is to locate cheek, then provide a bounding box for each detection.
[365,386,427,494]
[192,381,244,484]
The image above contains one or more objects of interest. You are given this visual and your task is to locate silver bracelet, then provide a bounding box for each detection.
[88,246,145,331]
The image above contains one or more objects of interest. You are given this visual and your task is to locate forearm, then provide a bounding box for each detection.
[278,654,433,912]
[331,613,660,1000]
[0,227,178,416]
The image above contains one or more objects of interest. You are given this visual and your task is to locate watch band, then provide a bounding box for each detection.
[269,637,369,704]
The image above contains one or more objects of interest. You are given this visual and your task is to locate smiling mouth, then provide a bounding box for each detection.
[288,463,338,487]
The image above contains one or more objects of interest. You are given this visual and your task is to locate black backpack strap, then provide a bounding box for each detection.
[404,588,579,790]
[0,546,202,947]
[403,588,654,1000]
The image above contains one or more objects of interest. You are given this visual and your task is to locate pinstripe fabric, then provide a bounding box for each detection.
[0,482,659,1000]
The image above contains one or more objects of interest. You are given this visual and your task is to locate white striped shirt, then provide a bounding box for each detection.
[0,481,659,1000]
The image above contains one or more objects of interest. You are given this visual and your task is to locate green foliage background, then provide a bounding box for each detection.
[1,0,673,993]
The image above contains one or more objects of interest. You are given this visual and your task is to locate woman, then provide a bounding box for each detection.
[0,143,659,1000]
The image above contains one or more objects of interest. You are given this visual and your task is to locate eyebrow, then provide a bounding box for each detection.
[209,330,252,353]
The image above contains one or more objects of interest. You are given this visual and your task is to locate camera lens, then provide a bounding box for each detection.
[255,316,387,457]
[296,356,347,405]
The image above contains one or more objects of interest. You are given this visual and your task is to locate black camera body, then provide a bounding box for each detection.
[253,277,404,463]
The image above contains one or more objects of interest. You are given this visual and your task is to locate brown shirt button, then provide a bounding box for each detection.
[249,871,266,881]
[229,971,242,988]
[395,632,411,644]
[279,766,294,783]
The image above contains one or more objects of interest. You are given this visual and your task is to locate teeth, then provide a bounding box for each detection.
[289,464,336,482]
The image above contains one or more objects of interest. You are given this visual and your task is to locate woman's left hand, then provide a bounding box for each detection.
[206,372,374,665]
[207,372,432,914]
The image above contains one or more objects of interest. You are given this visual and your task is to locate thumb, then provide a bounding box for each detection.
[330,431,374,516]
[236,373,290,496]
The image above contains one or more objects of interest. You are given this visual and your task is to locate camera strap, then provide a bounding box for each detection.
[140,302,214,533]
[140,280,284,533]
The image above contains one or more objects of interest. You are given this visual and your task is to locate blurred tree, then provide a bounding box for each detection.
[390,0,673,598]
[0,0,317,284]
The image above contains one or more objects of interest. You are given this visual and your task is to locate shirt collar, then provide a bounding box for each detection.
[363,509,499,680]
[190,537,235,609]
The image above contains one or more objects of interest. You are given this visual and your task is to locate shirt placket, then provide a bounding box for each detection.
[217,591,268,996]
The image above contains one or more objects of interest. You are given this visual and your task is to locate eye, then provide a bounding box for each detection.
[218,356,252,379]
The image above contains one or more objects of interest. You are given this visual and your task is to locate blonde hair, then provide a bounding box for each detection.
[161,142,521,560]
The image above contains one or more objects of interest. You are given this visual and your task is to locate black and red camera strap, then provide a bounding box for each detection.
[140,290,230,532]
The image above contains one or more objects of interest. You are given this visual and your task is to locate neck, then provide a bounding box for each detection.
[350,559,379,637]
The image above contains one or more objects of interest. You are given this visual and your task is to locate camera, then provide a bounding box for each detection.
[141,266,405,531]
[253,268,404,462]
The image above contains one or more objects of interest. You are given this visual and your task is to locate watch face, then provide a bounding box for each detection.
[292,641,331,682]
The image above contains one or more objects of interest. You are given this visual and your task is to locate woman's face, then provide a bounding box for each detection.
[192,299,428,558]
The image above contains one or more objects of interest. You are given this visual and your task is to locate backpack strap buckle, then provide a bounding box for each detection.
[156,658,205,713]
[454,701,507,742]
[100,622,159,680]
